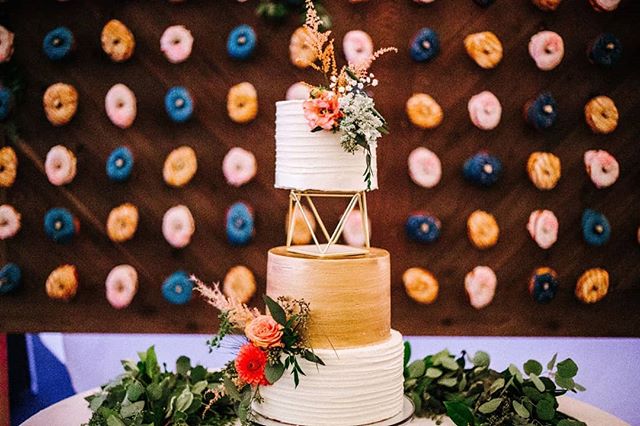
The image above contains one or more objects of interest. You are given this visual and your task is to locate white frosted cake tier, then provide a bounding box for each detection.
[275,100,378,192]
[253,330,404,426]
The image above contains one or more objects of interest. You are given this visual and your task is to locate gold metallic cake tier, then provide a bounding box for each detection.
[267,246,391,349]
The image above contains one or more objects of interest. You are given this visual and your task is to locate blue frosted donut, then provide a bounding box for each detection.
[0,263,21,295]
[582,209,611,247]
[529,267,559,304]
[44,207,78,244]
[588,33,622,68]
[525,92,558,130]
[0,87,13,121]
[405,212,441,244]
[43,26,75,61]
[165,86,194,123]
[162,270,193,305]
[226,202,254,246]
[227,25,257,60]
[473,0,495,6]
[410,28,440,63]
[463,152,502,187]
[106,146,134,182]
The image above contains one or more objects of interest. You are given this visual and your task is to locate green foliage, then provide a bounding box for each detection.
[256,0,331,30]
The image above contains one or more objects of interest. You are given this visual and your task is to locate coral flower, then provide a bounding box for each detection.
[235,343,269,386]
[303,90,342,130]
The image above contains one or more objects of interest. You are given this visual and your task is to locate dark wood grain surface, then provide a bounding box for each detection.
[1,0,639,336]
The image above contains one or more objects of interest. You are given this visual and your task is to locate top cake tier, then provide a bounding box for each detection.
[275,100,378,192]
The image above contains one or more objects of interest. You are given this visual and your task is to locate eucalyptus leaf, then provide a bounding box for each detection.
[175,388,194,413]
[557,359,578,378]
[524,360,543,376]
[437,377,458,388]
[536,399,555,421]
[120,400,144,418]
[263,295,287,325]
[191,380,208,394]
[472,351,490,368]
[403,341,411,368]
[489,377,505,394]
[574,382,587,392]
[407,360,426,379]
[106,415,126,426]
[547,353,558,371]
[125,381,144,402]
[556,375,576,390]
[89,393,107,411]
[265,361,286,384]
[146,383,162,401]
[176,356,191,376]
[512,400,530,418]
[426,367,443,379]
[444,401,474,426]
[440,356,460,371]
[478,398,503,414]
[529,373,545,392]
[223,375,241,401]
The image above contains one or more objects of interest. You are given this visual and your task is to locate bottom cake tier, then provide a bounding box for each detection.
[252,330,405,426]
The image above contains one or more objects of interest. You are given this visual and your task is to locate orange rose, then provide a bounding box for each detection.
[303,90,342,130]
[245,315,283,348]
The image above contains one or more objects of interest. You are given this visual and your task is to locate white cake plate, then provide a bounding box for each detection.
[251,395,415,426]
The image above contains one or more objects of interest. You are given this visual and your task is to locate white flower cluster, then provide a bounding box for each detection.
[338,91,384,153]
[330,72,379,94]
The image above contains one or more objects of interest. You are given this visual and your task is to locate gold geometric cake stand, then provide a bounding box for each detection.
[285,190,370,258]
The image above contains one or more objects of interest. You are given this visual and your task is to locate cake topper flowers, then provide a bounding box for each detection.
[301,0,397,190]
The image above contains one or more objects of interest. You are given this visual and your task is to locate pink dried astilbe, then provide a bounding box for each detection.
[192,276,260,328]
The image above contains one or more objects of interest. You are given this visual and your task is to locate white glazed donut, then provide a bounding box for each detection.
[160,25,194,64]
[342,209,371,247]
[464,266,497,309]
[222,147,257,187]
[162,205,195,248]
[45,145,77,186]
[105,264,138,309]
[343,30,374,67]
[285,82,311,101]
[408,147,442,188]
[468,91,502,130]
[584,149,619,189]
[0,204,21,240]
[105,83,137,129]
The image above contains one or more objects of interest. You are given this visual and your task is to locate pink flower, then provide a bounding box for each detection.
[245,315,283,349]
[303,90,342,130]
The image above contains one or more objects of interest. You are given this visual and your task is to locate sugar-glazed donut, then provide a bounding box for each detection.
[227,82,258,124]
[584,149,619,188]
[575,268,609,304]
[227,24,257,60]
[105,264,138,309]
[286,205,317,245]
[342,209,371,248]
[403,267,439,304]
[0,263,21,295]
[289,27,316,68]
[44,207,79,244]
[467,210,499,249]
[468,91,502,130]
[43,26,75,61]
[464,31,503,69]
[161,25,194,64]
[101,19,135,62]
[222,147,257,187]
[163,146,197,187]
[43,83,78,126]
[45,145,77,186]
[408,147,441,189]
[584,96,618,134]
[226,202,255,246]
[343,30,374,67]
[527,151,561,190]
[45,264,78,301]
[162,270,193,305]
[406,93,443,129]
[106,146,134,182]
[527,209,558,249]
[0,146,17,188]
[0,204,21,240]
[223,265,256,304]
[464,266,497,309]
[106,203,139,243]
[162,205,195,249]
[105,83,137,129]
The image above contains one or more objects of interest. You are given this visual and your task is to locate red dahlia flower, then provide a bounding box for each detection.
[235,343,269,386]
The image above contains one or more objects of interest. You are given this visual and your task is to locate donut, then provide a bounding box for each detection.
[581,209,611,247]
[286,82,311,101]
[286,205,317,245]
[343,30,374,67]
[162,270,193,305]
[408,147,441,189]
[532,0,561,10]
[405,212,441,244]
[222,147,257,187]
[467,210,499,249]
[227,24,257,60]
[473,0,495,7]
[0,25,14,63]
[0,87,14,121]
[403,267,439,304]
[464,31,503,69]
[575,268,609,304]
[226,201,255,246]
[343,209,371,247]
[45,145,77,186]
[105,264,138,309]
[162,205,195,249]
[223,265,256,304]
[413,0,435,3]
[227,82,258,124]
[463,151,502,187]
[164,86,194,123]
[584,96,618,134]
[45,264,78,301]
[409,28,440,63]
[406,93,443,129]
[529,267,559,304]
[589,0,620,12]
[44,207,79,244]
[524,92,558,130]
[468,91,502,130]
[289,27,316,68]
[161,25,194,64]
[0,146,17,188]
[106,146,134,182]
[0,204,21,240]
[588,33,622,67]
[43,83,78,126]
[0,263,21,295]
[42,26,75,61]
[584,149,619,188]
[527,152,561,190]
[101,19,135,62]
[105,83,137,129]
[163,146,197,187]
[106,203,139,243]
[464,266,497,309]
[528,31,564,71]
[527,209,558,249]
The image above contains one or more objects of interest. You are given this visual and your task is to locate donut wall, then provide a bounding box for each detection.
[1,1,639,336]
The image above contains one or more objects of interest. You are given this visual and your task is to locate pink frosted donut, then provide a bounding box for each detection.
[527,209,558,249]
[584,149,619,188]
[105,264,138,309]
[408,147,442,188]
[343,30,373,68]
[342,209,371,247]
[464,266,497,309]
[222,147,257,187]
[528,31,564,71]
[105,83,137,129]
[468,91,502,130]
[162,205,195,248]
[0,204,21,240]
[160,25,193,64]
[286,82,311,101]
[0,25,14,63]
[590,0,620,12]
[45,145,77,186]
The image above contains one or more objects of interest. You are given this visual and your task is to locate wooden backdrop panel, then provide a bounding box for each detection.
[1,0,639,336]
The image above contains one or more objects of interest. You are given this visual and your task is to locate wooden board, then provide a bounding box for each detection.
[1,0,639,336]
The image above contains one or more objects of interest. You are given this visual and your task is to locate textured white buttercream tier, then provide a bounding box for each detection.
[275,100,378,192]
[253,330,404,426]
